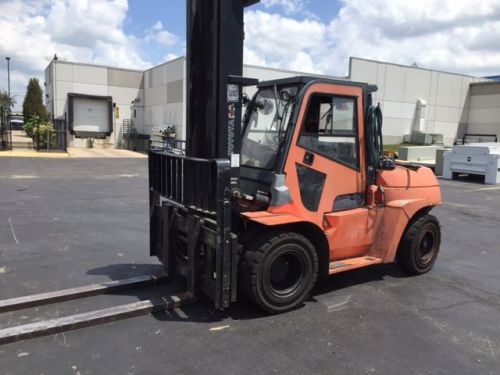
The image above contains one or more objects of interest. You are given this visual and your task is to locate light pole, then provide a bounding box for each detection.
[4,57,12,150]
[5,57,10,111]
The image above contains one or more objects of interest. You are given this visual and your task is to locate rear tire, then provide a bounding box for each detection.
[397,214,441,275]
[240,232,318,314]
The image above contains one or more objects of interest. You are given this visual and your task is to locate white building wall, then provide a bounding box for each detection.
[44,64,55,117]
[143,57,186,138]
[349,57,487,145]
[45,61,143,148]
[46,56,497,149]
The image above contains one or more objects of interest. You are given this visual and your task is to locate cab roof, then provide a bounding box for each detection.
[257,75,378,93]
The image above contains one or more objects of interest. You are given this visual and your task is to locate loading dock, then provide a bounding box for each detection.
[68,93,113,139]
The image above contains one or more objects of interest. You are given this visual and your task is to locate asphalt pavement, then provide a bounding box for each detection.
[0,157,499,375]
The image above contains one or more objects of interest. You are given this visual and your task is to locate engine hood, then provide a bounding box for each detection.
[377,165,440,189]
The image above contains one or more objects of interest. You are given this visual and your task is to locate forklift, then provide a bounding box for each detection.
[149,0,442,314]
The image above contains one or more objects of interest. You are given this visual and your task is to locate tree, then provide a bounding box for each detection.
[0,90,15,110]
[22,78,47,122]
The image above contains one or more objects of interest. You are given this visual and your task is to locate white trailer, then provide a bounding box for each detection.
[443,143,500,184]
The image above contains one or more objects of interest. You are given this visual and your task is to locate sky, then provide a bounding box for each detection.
[1,0,500,111]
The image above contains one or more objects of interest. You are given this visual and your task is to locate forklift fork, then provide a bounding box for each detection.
[149,153,239,309]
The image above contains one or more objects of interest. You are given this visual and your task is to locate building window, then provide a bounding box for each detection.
[298,94,358,169]
[134,109,136,118]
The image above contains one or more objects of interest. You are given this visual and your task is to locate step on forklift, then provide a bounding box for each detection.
[149,0,442,314]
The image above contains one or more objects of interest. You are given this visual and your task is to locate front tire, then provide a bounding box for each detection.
[240,232,318,314]
[397,214,441,275]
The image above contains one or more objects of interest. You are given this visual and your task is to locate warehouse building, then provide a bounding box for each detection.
[44,57,498,149]
[45,57,314,148]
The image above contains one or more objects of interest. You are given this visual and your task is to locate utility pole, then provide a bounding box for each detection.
[5,57,10,111]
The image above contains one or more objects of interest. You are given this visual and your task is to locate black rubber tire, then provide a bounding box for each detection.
[397,214,441,275]
[240,232,318,314]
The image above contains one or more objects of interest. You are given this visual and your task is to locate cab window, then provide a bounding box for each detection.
[298,94,358,169]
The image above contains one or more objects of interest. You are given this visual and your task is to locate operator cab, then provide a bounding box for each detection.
[239,76,377,211]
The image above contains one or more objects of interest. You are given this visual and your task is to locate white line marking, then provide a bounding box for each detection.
[8,218,19,244]
[8,175,39,179]
[325,296,352,313]
[464,186,500,192]
[442,202,471,208]
[94,174,140,180]
[116,174,139,178]
[210,325,230,332]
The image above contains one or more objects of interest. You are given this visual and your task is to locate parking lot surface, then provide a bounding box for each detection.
[0,157,499,375]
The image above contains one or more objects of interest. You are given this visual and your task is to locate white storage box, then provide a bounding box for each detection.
[443,143,500,184]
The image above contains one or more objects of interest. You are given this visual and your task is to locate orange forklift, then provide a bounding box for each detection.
[149,0,442,314]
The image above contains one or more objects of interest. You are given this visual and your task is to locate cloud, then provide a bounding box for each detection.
[325,0,500,76]
[0,0,152,110]
[261,0,306,14]
[245,1,500,78]
[145,21,178,47]
[164,53,179,60]
[47,0,130,47]
[244,11,326,72]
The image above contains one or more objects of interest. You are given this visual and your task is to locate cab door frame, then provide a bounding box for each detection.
[282,83,366,221]
[281,82,373,260]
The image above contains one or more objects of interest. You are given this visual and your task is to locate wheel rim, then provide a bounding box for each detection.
[417,226,437,266]
[264,247,307,301]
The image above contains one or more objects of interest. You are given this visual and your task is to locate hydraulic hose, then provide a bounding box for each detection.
[365,104,383,169]
[365,103,394,183]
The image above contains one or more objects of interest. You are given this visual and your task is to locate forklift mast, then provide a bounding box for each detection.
[186,0,259,159]
[149,0,259,309]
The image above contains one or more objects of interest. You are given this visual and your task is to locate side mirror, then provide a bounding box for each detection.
[280,90,295,103]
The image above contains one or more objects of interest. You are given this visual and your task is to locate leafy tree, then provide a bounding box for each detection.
[22,78,47,122]
[0,90,15,110]
[23,116,39,138]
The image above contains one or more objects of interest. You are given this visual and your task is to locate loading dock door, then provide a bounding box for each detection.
[73,98,109,134]
[68,94,113,138]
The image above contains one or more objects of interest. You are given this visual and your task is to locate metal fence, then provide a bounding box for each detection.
[149,138,186,154]
[149,125,185,154]
[121,119,149,152]
[456,133,498,145]
[0,107,12,151]
[34,115,67,151]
